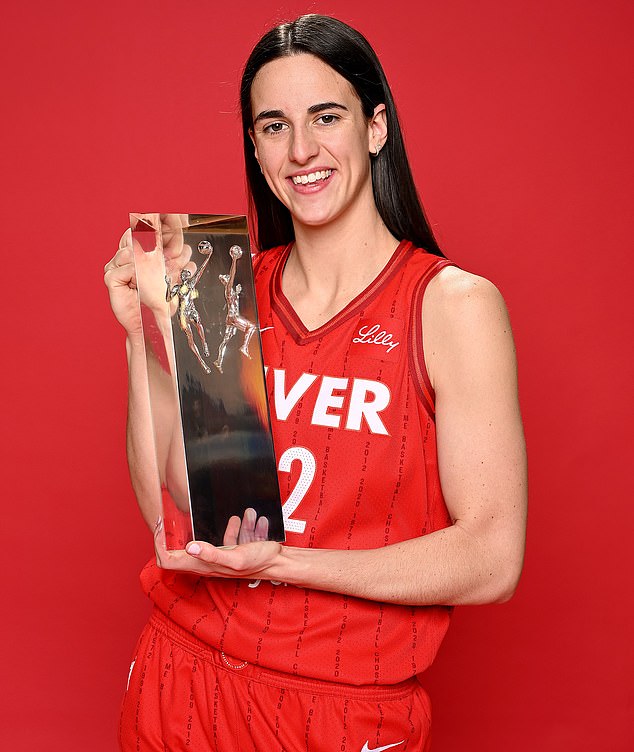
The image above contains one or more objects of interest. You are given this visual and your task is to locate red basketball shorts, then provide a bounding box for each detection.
[120,609,432,751]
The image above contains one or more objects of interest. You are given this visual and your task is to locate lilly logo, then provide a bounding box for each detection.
[352,323,400,353]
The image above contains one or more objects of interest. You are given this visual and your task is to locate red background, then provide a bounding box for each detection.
[1,0,632,749]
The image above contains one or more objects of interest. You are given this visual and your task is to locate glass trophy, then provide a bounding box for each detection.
[130,213,284,549]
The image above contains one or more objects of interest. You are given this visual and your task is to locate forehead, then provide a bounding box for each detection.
[250,53,360,114]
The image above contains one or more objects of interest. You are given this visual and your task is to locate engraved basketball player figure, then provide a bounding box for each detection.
[213,245,257,373]
[165,240,214,374]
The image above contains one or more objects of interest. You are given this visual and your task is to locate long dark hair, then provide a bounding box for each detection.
[240,14,444,257]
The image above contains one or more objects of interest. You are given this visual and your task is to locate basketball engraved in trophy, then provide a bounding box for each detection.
[130,213,284,549]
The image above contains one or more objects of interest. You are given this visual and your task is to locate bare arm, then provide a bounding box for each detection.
[105,227,195,530]
[104,235,162,529]
[155,267,527,606]
[125,335,163,529]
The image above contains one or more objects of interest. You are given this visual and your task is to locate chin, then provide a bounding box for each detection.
[291,205,342,229]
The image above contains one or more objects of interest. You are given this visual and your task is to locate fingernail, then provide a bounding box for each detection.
[187,542,202,555]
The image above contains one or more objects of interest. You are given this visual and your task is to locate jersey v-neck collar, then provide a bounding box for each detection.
[271,239,414,344]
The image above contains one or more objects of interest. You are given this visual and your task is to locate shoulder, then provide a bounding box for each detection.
[424,265,510,339]
[426,264,505,311]
[422,266,516,392]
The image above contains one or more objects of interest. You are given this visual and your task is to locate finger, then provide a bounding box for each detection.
[184,541,240,570]
[118,227,133,250]
[185,541,249,571]
[130,214,162,255]
[158,543,229,575]
[180,243,193,267]
[223,515,242,546]
[162,215,186,259]
[154,527,225,575]
[187,539,279,573]
[254,515,269,542]
[105,232,135,272]
[104,252,136,289]
[238,508,258,545]
[114,245,134,267]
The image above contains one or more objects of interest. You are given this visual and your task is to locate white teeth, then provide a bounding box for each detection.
[292,169,332,185]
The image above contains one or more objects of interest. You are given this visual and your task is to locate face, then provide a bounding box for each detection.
[249,54,386,230]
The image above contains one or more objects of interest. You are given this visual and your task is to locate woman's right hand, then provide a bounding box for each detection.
[104,228,143,338]
[104,215,195,338]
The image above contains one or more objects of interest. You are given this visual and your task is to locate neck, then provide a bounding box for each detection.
[289,202,398,289]
[281,203,400,331]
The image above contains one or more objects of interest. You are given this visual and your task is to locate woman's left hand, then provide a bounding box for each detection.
[154,510,282,579]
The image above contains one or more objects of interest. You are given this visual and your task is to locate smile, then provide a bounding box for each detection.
[291,169,332,185]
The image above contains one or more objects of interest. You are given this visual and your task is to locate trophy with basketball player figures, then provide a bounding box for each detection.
[130,213,284,549]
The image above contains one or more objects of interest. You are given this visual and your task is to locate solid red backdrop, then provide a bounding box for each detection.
[1,0,632,749]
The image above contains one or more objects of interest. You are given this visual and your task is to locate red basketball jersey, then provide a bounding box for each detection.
[141,240,455,685]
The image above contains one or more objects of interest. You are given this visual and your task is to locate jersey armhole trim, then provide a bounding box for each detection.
[408,260,457,420]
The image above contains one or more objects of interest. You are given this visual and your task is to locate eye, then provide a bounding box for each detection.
[316,114,339,125]
[262,121,287,134]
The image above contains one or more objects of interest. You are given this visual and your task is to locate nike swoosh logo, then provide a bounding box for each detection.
[361,741,404,752]
[259,326,274,332]
[126,659,135,691]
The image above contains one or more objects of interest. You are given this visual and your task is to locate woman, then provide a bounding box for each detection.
[105,14,527,752]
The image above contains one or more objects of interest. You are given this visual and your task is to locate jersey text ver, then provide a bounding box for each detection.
[264,367,391,435]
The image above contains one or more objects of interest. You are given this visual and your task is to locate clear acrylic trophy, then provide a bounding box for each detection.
[130,213,284,548]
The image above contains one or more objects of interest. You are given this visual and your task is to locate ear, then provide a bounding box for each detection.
[368,104,388,155]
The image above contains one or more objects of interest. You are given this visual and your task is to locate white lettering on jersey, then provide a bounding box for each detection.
[248,579,286,589]
[346,379,390,435]
[353,323,400,352]
[266,369,391,436]
[279,446,315,533]
[311,376,349,428]
[273,370,318,420]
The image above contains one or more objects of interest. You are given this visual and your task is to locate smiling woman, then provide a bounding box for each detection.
[105,13,527,752]
[249,55,382,235]
[240,15,445,257]
[251,54,382,236]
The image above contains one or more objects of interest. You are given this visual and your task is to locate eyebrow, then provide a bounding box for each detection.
[253,101,349,125]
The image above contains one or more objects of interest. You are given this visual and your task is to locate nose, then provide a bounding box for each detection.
[288,126,319,165]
